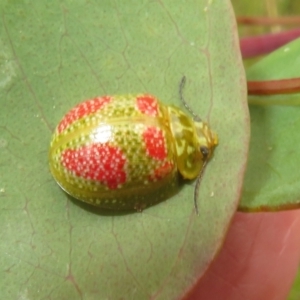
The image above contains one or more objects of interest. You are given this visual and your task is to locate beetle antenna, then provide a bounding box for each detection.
[194,159,208,215]
[179,76,202,122]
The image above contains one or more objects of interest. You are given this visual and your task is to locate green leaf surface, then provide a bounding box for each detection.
[240,38,300,211]
[0,1,248,299]
[288,268,300,300]
[247,37,300,106]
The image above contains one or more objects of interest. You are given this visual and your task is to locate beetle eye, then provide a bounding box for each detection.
[200,146,209,159]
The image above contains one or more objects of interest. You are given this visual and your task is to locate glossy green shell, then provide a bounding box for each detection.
[49,94,217,211]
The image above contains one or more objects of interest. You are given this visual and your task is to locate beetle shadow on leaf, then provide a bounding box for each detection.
[66,194,137,216]
[65,177,186,216]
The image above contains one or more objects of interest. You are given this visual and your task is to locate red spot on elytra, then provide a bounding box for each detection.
[143,127,167,160]
[61,144,126,189]
[149,161,174,181]
[57,96,112,133]
[136,95,159,116]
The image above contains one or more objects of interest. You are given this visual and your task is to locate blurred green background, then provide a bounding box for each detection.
[231,0,300,299]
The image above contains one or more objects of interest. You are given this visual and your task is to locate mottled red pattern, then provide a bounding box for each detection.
[57,96,112,133]
[143,126,167,160]
[61,144,126,189]
[150,161,173,181]
[136,95,159,116]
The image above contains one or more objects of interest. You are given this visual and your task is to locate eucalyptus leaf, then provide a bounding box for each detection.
[0,1,248,299]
